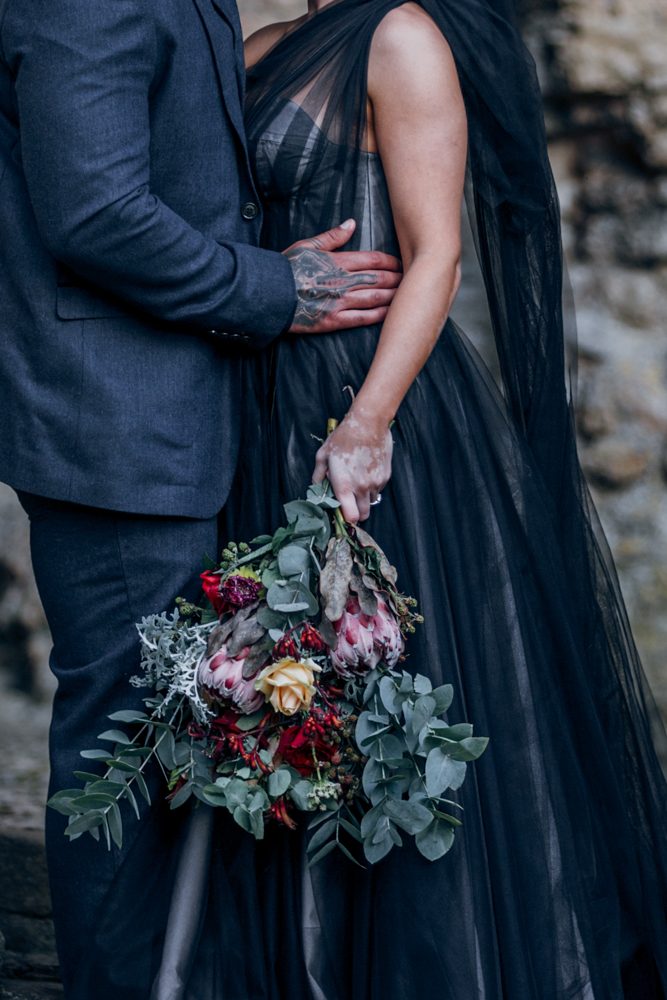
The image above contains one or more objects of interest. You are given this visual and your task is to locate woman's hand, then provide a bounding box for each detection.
[312,408,393,523]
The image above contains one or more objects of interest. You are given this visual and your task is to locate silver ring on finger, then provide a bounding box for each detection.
[370,493,383,506]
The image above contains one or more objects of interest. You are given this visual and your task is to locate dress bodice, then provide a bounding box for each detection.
[246,98,400,257]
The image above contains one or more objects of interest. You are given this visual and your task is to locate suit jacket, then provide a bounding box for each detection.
[0,0,297,517]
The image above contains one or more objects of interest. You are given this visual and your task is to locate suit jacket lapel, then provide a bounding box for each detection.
[191,0,246,147]
[212,0,247,105]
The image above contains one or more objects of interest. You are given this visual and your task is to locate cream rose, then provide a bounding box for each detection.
[254,657,320,716]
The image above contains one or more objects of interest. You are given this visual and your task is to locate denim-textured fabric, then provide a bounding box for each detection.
[0,0,297,517]
[17,491,222,993]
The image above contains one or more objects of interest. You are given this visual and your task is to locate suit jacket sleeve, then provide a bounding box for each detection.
[1,0,297,350]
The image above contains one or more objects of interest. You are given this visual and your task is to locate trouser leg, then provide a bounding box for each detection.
[16,492,220,995]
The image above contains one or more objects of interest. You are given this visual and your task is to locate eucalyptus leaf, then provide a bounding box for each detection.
[73,772,104,785]
[379,676,402,716]
[122,783,141,820]
[201,785,228,807]
[86,780,127,797]
[369,734,405,762]
[413,674,433,696]
[247,787,270,813]
[249,807,264,839]
[307,840,337,868]
[268,768,292,799]
[359,725,393,748]
[338,818,363,843]
[262,563,282,589]
[363,832,394,864]
[233,805,253,834]
[360,800,386,839]
[267,579,319,617]
[47,797,80,817]
[224,778,250,809]
[80,749,114,761]
[236,708,268,732]
[97,730,133,745]
[134,770,151,804]
[432,809,463,827]
[355,711,388,749]
[283,500,325,523]
[431,684,454,714]
[362,757,384,799]
[290,780,315,812]
[307,816,338,853]
[102,758,139,774]
[412,695,436,734]
[415,818,455,861]
[448,736,489,762]
[389,823,403,847]
[169,781,194,809]
[425,749,468,798]
[173,742,192,766]
[439,723,473,741]
[66,811,105,836]
[257,606,289,630]
[383,799,433,835]
[108,710,150,724]
[108,801,123,849]
[156,729,177,770]
[278,544,311,578]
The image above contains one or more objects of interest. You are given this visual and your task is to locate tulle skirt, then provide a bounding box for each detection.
[73,320,667,1000]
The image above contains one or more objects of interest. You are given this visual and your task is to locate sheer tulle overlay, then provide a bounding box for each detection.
[72,1,667,998]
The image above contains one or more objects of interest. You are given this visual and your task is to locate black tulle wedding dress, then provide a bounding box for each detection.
[72,0,667,998]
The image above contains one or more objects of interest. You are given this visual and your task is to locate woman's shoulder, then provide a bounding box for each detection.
[368,2,458,100]
[371,2,452,62]
[244,15,307,69]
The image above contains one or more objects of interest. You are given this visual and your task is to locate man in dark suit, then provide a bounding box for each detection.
[0,0,400,990]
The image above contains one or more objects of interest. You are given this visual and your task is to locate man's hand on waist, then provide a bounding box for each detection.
[283,219,402,334]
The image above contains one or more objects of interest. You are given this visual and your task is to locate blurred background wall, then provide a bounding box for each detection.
[1,0,666,991]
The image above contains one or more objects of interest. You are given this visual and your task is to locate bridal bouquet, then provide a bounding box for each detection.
[48,443,487,867]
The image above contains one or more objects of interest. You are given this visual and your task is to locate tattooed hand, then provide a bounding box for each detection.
[312,406,393,523]
[284,219,402,334]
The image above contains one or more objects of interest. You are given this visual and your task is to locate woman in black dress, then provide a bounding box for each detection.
[75,0,667,997]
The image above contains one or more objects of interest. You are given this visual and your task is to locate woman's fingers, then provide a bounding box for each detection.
[337,486,360,524]
[337,249,403,274]
[312,448,328,484]
[356,490,372,523]
[340,287,397,309]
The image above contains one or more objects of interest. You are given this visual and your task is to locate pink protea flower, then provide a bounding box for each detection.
[370,597,404,668]
[329,597,381,677]
[330,596,404,676]
[198,644,265,715]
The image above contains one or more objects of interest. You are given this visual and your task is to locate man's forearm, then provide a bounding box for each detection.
[3,0,296,349]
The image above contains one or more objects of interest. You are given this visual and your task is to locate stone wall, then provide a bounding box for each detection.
[521,0,667,718]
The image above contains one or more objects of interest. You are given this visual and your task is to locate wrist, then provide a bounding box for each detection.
[347,398,394,430]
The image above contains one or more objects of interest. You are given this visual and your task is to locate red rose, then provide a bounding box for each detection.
[278,724,337,775]
[201,571,229,617]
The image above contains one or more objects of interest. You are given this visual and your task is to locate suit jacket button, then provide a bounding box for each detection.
[241,201,259,221]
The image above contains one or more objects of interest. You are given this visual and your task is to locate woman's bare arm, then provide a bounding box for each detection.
[312,3,467,522]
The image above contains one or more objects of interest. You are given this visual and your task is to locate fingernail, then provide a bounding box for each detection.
[340,219,355,231]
